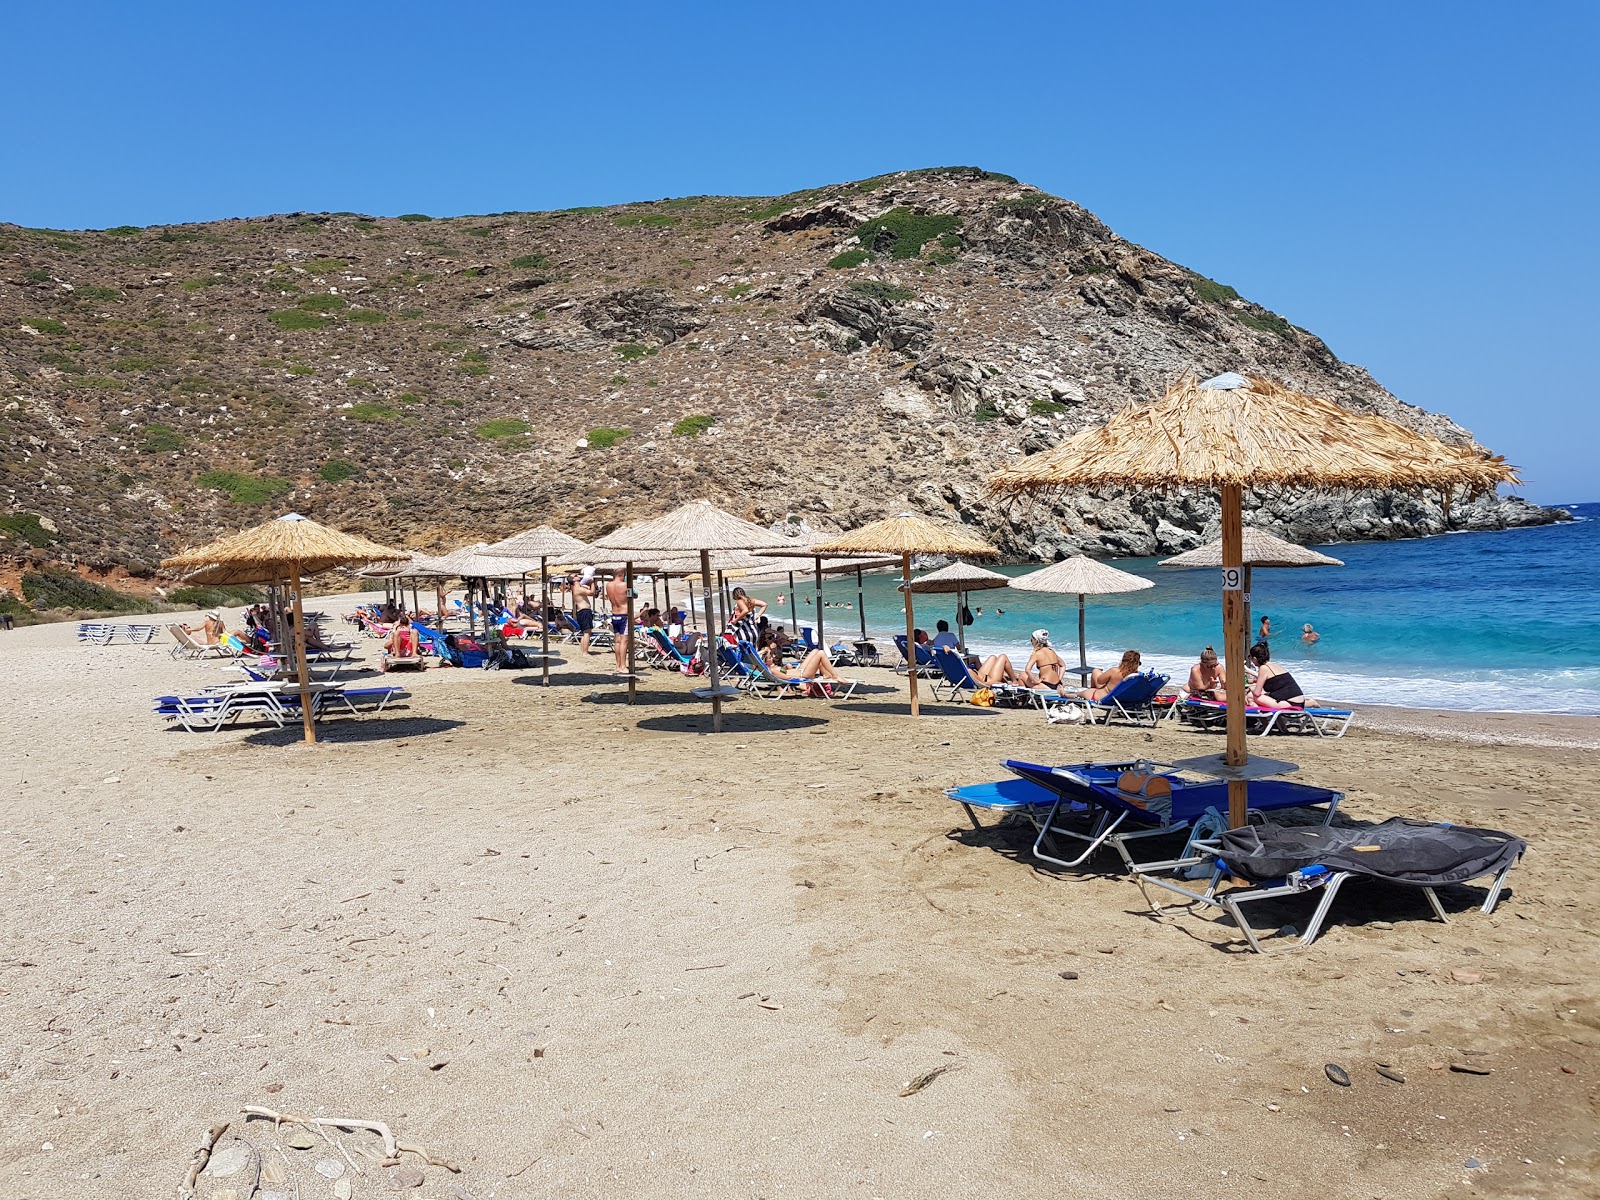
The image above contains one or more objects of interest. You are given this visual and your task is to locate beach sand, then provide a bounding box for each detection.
[2,601,1596,1199]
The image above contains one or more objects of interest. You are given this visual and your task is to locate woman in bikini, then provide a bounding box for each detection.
[1078,649,1142,702]
[1247,642,1314,708]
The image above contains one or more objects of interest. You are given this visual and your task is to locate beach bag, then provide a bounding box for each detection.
[1116,767,1173,809]
[969,686,996,707]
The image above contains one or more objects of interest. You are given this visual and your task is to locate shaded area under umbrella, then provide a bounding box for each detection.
[989,370,1516,826]
[1009,556,1153,684]
[807,513,999,716]
[161,514,400,745]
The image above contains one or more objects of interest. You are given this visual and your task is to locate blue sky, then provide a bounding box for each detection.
[4,1,1594,500]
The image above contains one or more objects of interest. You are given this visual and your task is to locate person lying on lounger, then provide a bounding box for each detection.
[1078,650,1142,702]
[781,648,848,683]
[1247,642,1315,708]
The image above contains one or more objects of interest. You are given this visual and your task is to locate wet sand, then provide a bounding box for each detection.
[1,600,1595,1199]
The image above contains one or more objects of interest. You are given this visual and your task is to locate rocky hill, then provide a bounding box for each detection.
[0,166,1561,590]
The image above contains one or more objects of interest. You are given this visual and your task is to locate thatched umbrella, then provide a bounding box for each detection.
[590,500,786,731]
[1010,556,1154,683]
[483,526,590,687]
[1160,528,1344,643]
[901,561,1011,656]
[162,514,400,745]
[990,371,1517,825]
[807,514,1000,716]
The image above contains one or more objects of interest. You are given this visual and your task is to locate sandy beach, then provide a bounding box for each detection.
[2,600,1596,1200]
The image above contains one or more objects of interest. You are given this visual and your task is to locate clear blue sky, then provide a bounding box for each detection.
[4,1,1594,500]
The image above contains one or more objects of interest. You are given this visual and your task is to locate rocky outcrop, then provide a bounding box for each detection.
[800,287,933,354]
[579,287,706,345]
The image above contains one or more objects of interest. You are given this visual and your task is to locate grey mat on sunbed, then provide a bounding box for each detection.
[1216,818,1526,887]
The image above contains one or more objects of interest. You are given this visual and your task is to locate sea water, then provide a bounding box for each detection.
[747,502,1600,715]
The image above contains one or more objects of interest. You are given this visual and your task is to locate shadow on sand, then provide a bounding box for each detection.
[243,715,466,746]
[837,701,1003,718]
[634,711,829,735]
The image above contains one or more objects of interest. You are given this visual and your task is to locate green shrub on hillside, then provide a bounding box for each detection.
[853,208,961,260]
[22,568,151,614]
[398,213,433,222]
[196,470,292,504]
[318,459,359,482]
[613,213,677,228]
[168,583,263,609]
[616,343,657,361]
[670,414,716,437]
[300,258,347,274]
[1238,310,1294,337]
[104,225,142,237]
[296,293,347,313]
[269,309,331,331]
[1189,274,1241,304]
[586,427,631,449]
[348,308,387,324]
[347,403,397,421]
[138,423,185,452]
[0,513,55,547]
[182,276,227,290]
[76,285,121,301]
[475,418,530,440]
[25,317,67,335]
[510,253,550,269]
[848,280,917,304]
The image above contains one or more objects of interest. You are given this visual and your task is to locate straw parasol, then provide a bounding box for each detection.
[161,514,400,745]
[808,513,1000,716]
[1161,528,1344,642]
[1010,556,1154,683]
[484,526,590,687]
[901,561,1011,656]
[990,371,1517,825]
[591,500,786,729]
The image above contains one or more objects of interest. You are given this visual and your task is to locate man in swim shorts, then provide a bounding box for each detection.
[573,567,597,655]
[605,570,631,673]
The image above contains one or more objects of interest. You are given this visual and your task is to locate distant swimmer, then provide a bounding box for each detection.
[1258,614,1273,642]
[1301,623,1320,644]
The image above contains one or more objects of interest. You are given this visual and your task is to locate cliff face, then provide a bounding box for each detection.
[0,166,1561,573]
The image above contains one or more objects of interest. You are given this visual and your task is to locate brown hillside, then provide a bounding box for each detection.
[0,166,1559,576]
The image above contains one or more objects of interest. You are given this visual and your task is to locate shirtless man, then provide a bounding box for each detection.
[604,571,631,672]
[572,568,597,655]
[1187,645,1225,699]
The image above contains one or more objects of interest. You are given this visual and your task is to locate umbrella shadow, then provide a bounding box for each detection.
[243,716,465,746]
[634,712,830,735]
[839,701,1004,718]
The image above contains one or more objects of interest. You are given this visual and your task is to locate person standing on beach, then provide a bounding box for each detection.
[573,568,597,655]
[605,572,631,673]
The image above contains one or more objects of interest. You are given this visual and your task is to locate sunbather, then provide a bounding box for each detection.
[1247,642,1315,708]
[783,648,847,682]
[381,616,420,669]
[1186,645,1225,699]
[1078,650,1141,702]
[1021,629,1069,690]
[185,610,227,645]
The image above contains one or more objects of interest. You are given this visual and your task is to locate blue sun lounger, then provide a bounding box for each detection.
[947,758,1344,873]
[1074,671,1170,727]
[928,647,1058,707]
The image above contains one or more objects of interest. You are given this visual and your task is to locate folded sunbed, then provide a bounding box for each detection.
[1140,817,1525,952]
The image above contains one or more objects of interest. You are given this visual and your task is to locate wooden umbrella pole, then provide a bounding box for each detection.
[788,572,798,633]
[289,564,316,746]
[1221,482,1248,827]
[540,556,550,688]
[702,548,721,733]
[813,555,824,651]
[856,566,867,643]
[902,551,919,717]
[625,560,637,705]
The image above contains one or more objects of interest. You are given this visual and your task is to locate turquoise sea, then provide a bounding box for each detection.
[746,502,1600,715]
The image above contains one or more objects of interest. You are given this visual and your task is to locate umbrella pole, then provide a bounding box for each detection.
[813,555,824,651]
[540,556,550,688]
[902,551,919,717]
[625,561,637,705]
[1078,593,1088,682]
[702,548,722,733]
[664,575,672,624]
[857,566,867,644]
[788,572,798,634]
[1222,483,1249,827]
[289,564,316,746]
